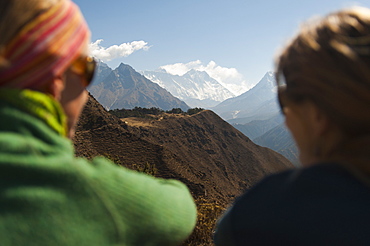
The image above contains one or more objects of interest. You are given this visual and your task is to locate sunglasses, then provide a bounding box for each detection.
[277,86,286,114]
[70,56,96,87]
[276,72,287,114]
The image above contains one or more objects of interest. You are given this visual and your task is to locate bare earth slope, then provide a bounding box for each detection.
[73,95,293,204]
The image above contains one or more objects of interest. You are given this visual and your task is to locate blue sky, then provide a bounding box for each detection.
[74,0,370,93]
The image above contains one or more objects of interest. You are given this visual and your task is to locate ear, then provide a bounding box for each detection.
[45,75,65,101]
[307,102,330,137]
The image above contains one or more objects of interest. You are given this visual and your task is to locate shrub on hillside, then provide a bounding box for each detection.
[187,107,204,115]
[182,198,225,246]
[132,162,158,176]
[166,108,184,114]
[109,107,205,118]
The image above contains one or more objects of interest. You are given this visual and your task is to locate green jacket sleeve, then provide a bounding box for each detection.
[80,157,197,246]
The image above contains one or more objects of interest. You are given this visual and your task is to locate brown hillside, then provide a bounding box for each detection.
[74,95,293,203]
[73,95,293,245]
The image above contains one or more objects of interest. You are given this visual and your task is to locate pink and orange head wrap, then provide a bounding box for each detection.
[0,0,90,89]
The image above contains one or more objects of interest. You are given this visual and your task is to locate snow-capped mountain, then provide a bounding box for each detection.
[88,62,189,111]
[212,71,279,122]
[141,69,235,108]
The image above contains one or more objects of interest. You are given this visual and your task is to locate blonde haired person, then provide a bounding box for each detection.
[0,0,196,245]
[214,7,370,246]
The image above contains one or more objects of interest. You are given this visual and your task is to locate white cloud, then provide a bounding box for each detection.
[89,39,150,62]
[160,60,202,76]
[161,60,251,95]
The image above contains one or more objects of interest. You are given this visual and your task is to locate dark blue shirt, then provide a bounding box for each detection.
[214,163,370,246]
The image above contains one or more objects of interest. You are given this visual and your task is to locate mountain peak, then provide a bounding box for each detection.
[262,71,276,88]
[185,69,210,77]
[212,71,278,121]
[116,63,134,72]
[114,63,140,79]
[266,71,274,77]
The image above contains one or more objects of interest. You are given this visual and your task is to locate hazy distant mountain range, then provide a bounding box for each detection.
[89,62,189,111]
[141,69,235,108]
[232,113,299,165]
[232,113,284,139]
[254,123,298,165]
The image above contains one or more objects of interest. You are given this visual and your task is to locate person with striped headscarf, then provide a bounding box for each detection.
[0,1,197,245]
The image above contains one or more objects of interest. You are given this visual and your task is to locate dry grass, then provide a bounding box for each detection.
[121,117,160,128]
[182,198,226,246]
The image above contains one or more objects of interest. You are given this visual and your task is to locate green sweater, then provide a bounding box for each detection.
[0,89,197,246]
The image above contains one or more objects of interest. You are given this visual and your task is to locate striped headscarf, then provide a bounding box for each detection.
[0,0,90,89]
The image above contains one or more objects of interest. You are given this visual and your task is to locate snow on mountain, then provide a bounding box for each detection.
[141,69,235,108]
[212,71,279,122]
[88,63,189,111]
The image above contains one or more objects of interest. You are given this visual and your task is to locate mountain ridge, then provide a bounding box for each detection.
[89,62,189,111]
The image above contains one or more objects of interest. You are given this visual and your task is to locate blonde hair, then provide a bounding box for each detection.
[276,7,370,176]
[0,0,60,67]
